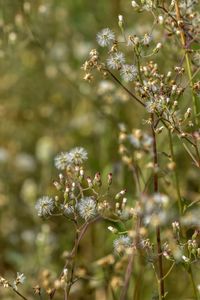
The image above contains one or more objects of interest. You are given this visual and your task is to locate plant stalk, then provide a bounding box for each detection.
[174,0,199,125]
[151,113,165,300]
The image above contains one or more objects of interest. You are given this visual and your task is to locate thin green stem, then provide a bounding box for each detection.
[162,262,175,281]
[168,130,182,214]
[151,114,165,300]
[188,266,199,300]
[174,0,199,125]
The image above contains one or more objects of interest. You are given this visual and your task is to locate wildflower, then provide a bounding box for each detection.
[61,204,74,217]
[120,64,138,82]
[54,152,71,170]
[0,277,9,288]
[131,1,139,9]
[77,197,97,221]
[96,28,115,47]
[35,196,54,217]
[146,99,162,113]
[107,52,125,70]
[118,15,124,28]
[127,35,140,46]
[153,42,162,53]
[13,273,26,290]
[113,235,132,254]
[158,15,164,24]
[68,147,88,165]
[142,33,153,45]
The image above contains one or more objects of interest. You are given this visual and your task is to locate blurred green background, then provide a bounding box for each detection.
[0,1,199,299]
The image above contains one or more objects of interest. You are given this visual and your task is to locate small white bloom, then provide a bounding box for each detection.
[16,273,26,284]
[108,226,118,233]
[68,147,88,165]
[54,152,71,170]
[113,235,132,254]
[142,33,153,45]
[131,1,139,8]
[182,255,190,263]
[120,64,138,82]
[158,15,164,24]
[156,42,162,49]
[13,273,26,290]
[0,277,9,288]
[77,197,97,221]
[153,42,162,53]
[118,15,124,27]
[96,28,115,47]
[118,15,123,22]
[107,52,125,70]
[35,196,54,217]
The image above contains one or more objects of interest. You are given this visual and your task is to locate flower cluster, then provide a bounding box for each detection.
[54,147,88,170]
[35,147,129,226]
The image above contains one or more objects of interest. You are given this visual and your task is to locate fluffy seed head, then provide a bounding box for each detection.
[54,152,71,170]
[107,52,125,70]
[68,147,88,165]
[120,64,138,82]
[113,235,132,254]
[96,28,115,47]
[35,196,54,217]
[142,33,153,45]
[77,197,97,221]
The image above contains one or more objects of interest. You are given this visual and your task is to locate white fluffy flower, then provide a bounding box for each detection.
[35,196,54,217]
[68,147,88,165]
[77,197,97,221]
[120,64,138,82]
[96,28,115,47]
[54,152,71,170]
[107,52,125,70]
[131,1,139,8]
[113,235,132,254]
[13,273,26,290]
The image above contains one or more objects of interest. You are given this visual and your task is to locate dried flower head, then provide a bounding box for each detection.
[107,52,125,70]
[77,197,97,221]
[96,28,115,47]
[0,277,9,288]
[13,273,26,290]
[120,64,138,82]
[113,235,132,254]
[54,152,70,170]
[35,196,54,217]
[142,33,153,45]
[68,147,88,165]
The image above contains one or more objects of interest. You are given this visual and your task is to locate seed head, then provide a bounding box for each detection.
[77,197,97,221]
[120,64,138,82]
[68,147,88,165]
[96,28,115,47]
[107,52,125,70]
[113,235,132,254]
[54,152,71,170]
[35,196,54,217]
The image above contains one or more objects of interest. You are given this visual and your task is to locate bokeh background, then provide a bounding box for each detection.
[0,0,200,299]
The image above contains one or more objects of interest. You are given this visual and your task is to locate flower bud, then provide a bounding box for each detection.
[108,173,113,185]
[87,176,93,188]
[93,172,102,187]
